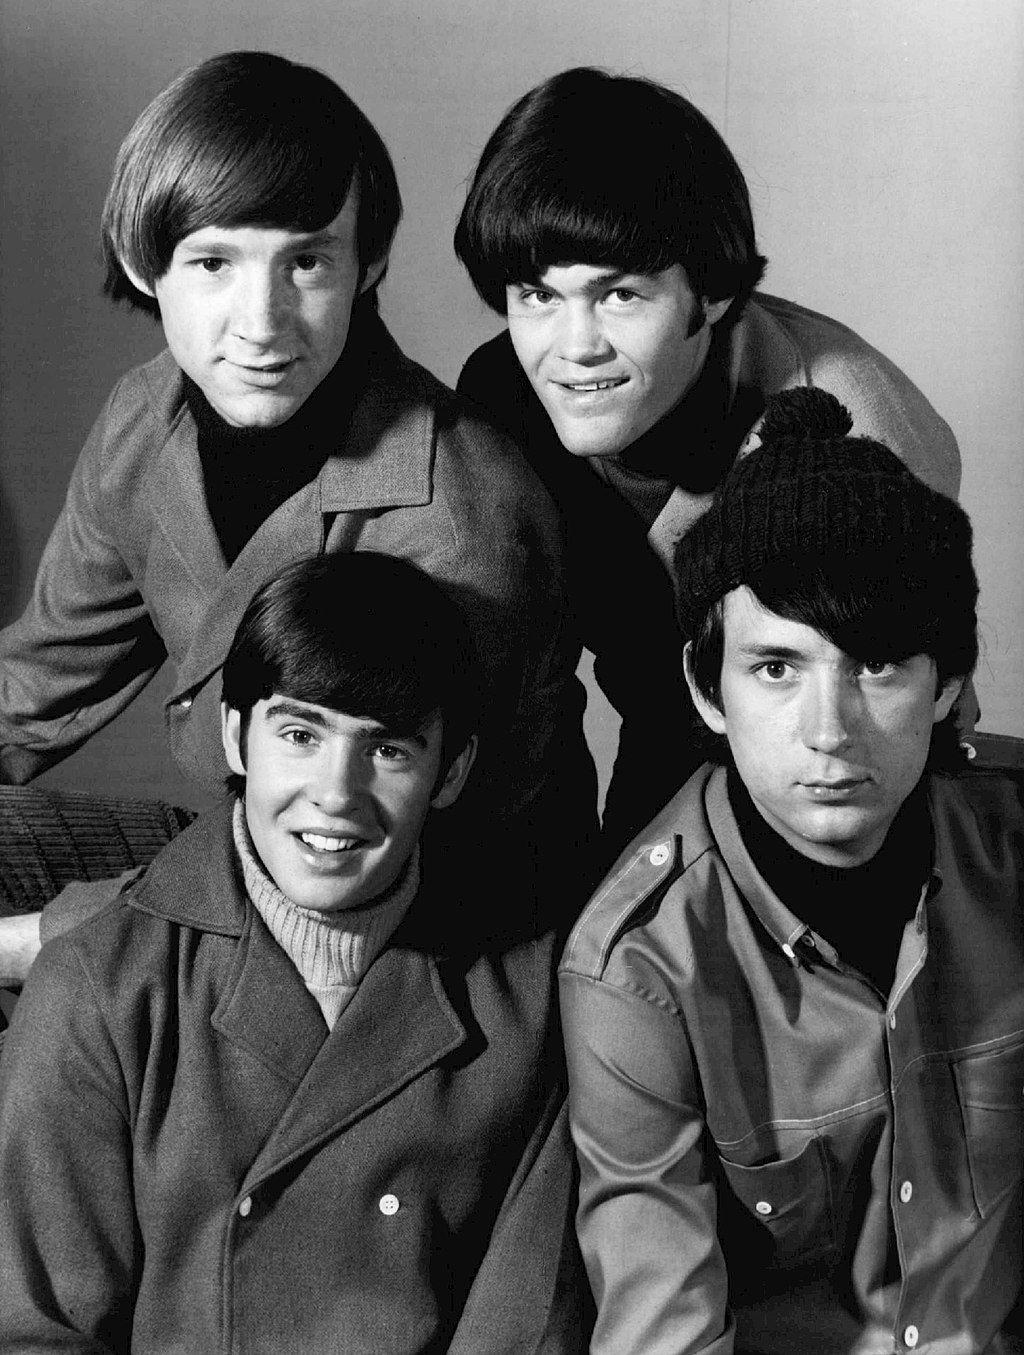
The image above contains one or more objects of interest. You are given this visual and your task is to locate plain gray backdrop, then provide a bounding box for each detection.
[1,0,1021,812]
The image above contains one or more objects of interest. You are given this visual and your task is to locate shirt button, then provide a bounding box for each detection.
[174,695,194,710]
[900,1180,913,1203]
[378,1193,400,1216]
[238,1196,252,1218]
[904,1325,919,1348]
[649,844,670,866]
[754,1200,773,1215]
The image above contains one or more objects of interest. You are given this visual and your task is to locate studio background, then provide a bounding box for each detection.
[1,0,1020,813]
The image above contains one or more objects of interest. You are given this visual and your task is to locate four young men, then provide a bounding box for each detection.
[0,49,1019,1355]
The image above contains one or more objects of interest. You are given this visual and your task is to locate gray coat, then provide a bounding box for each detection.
[0,804,590,1352]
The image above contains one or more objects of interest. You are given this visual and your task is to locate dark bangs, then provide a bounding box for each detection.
[222,554,480,768]
[689,555,978,702]
[455,67,766,314]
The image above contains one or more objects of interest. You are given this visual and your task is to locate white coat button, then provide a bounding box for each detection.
[904,1325,919,1348]
[378,1193,399,1216]
[174,695,193,710]
[900,1180,913,1203]
[649,844,670,866]
[238,1196,252,1218]
[889,1012,897,1030]
[754,1200,772,1215]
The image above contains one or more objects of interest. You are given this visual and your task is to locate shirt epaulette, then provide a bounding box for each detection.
[959,732,1024,777]
[561,835,682,981]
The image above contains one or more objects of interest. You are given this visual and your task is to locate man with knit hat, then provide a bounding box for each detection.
[0,553,589,1353]
[558,389,1024,1352]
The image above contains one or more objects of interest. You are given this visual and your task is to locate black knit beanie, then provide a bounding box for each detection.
[673,387,977,663]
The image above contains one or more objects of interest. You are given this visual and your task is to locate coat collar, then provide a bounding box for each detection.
[643,295,807,569]
[138,317,444,698]
[128,803,470,1172]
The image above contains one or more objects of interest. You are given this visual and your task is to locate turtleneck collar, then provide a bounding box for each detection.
[185,303,386,564]
[727,763,932,995]
[232,797,419,1030]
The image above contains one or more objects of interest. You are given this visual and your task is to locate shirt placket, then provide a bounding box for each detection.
[885,888,930,1351]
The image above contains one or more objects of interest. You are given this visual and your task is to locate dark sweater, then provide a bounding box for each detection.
[727,765,931,995]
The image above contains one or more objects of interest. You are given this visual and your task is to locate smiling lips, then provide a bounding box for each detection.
[557,376,628,393]
[298,831,365,854]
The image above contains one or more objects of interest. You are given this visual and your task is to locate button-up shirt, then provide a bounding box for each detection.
[559,763,1024,1353]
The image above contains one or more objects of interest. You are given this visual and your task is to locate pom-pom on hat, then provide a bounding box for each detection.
[672,386,976,645]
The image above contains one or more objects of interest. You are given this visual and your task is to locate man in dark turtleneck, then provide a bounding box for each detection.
[558,388,1024,1352]
[0,53,594,983]
[454,66,962,856]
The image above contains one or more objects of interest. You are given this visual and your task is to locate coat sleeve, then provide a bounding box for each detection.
[0,390,166,783]
[448,1084,593,1354]
[787,319,962,500]
[558,968,736,1355]
[360,405,593,837]
[0,932,139,1351]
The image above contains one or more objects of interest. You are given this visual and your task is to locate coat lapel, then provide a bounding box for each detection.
[144,403,227,597]
[240,941,467,1192]
[211,905,330,1086]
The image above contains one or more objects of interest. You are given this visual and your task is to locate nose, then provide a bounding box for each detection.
[232,267,289,347]
[556,301,613,364]
[800,671,857,754]
[308,743,366,818]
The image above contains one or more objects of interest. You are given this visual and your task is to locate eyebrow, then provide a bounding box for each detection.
[733,643,808,662]
[176,228,343,256]
[262,700,429,746]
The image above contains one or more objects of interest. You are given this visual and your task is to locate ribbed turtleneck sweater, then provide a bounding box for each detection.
[232,800,419,1029]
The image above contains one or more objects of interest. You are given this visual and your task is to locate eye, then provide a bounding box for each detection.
[860,659,898,678]
[519,287,556,307]
[373,742,410,763]
[607,287,640,304]
[281,726,317,748]
[757,660,792,682]
[293,254,323,273]
[197,257,226,274]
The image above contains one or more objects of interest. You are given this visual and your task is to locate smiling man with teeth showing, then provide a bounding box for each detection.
[0,52,593,996]
[558,388,1024,1353]
[0,551,590,1353]
[455,67,964,858]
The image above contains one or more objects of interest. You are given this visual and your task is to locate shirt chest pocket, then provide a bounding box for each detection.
[716,1135,837,1280]
[953,1039,1024,1217]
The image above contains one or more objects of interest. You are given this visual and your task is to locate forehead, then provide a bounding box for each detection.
[173,188,359,258]
[256,695,442,742]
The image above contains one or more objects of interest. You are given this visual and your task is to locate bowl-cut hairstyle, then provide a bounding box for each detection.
[102,51,402,316]
[454,66,767,319]
[222,552,482,781]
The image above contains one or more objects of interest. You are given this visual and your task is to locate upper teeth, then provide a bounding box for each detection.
[566,380,622,391]
[301,833,359,852]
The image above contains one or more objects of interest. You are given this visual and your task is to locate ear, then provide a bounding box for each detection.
[932,675,965,725]
[358,252,389,296]
[120,257,157,299]
[221,704,247,777]
[703,296,734,327]
[683,641,727,736]
[431,735,478,810]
